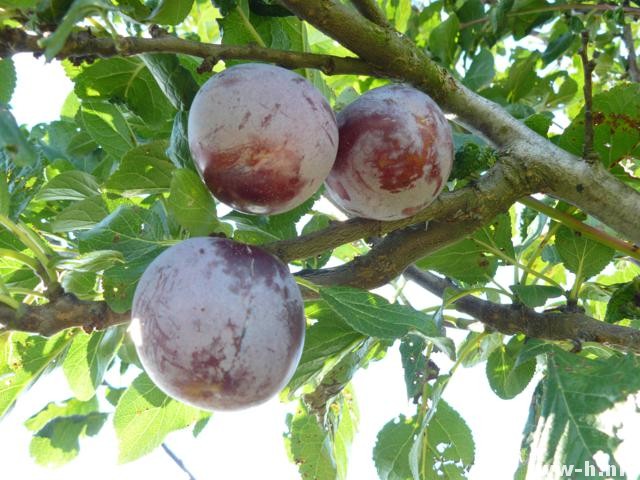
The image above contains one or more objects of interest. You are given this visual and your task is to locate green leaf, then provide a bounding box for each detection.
[166,111,193,169]
[373,415,416,480]
[74,57,175,125]
[505,51,539,102]
[555,226,615,279]
[140,54,200,111]
[40,0,112,60]
[605,277,640,323]
[285,401,338,480]
[463,48,495,91]
[35,171,100,202]
[0,58,16,105]
[30,413,108,466]
[0,106,38,166]
[26,397,106,466]
[486,335,536,399]
[523,349,640,476]
[52,194,109,232]
[541,32,575,66]
[55,249,124,272]
[78,205,167,261]
[399,335,428,401]
[457,332,503,367]
[558,84,640,167]
[76,100,135,160]
[25,397,99,432]
[0,171,10,216]
[62,326,126,401]
[0,331,73,419]
[523,112,553,137]
[409,400,475,479]
[320,286,446,345]
[510,284,564,308]
[284,301,365,397]
[113,372,208,463]
[167,168,221,236]
[103,250,159,313]
[146,0,193,25]
[429,13,459,66]
[417,238,497,284]
[106,141,174,195]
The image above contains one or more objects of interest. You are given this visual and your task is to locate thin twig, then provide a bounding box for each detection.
[458,3,640,30]
[162,443,197,480]
[578,31,597,162]
[622,21,640,82]
[351,0,390,27]
[0,27,375,76]
[403,266,640,354]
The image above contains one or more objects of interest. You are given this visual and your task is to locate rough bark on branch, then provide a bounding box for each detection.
[0,27,374,76]
[0,294,129,337]
[403,266,640,354]
[281,0,640,244]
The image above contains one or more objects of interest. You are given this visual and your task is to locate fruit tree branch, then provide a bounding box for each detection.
[622,20,640,83]
[0,27,375,76]
[280,0,640,244]
[0,294,129,337]
[403,266,640,354]
[350,0,390,27]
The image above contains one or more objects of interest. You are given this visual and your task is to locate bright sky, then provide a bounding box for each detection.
[0,53,579,480]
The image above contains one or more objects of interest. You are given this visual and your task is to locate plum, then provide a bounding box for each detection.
[130,237,305,411]
[325,84,454,220]
[188,63,338,215]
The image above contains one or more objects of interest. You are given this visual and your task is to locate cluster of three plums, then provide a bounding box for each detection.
[131,64,454,411]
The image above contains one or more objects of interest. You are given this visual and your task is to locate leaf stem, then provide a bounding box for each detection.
[578,31,597,162]
[519,197,640,261]
[236,6,267,48]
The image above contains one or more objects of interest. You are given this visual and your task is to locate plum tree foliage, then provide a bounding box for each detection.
[0,0,640,478]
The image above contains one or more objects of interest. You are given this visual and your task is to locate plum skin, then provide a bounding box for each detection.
[130,237,305,411]
[324,84,454,221]
[188,63,338,215]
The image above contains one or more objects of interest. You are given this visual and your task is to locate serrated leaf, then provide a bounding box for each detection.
[555,226,615,279]
[284,301,364,397]
[78,205,167,261]
[0,107,38,166]
[113,372,207,463]
[558,84,640,167]
[76,100,135,160]
[320,286,444,343]
[463,48,495,91]
[429,13,459,66]
[486,336,536,399]
[106,141,174,195]
[0,331,73,419]
[410,400,475,479]
[417,238,498,284]
[40,0,112,60]
[523,349,640,476]
[55,249,124,272]
[0,58,16,105]
[167,168,221,236]
[140,54,200,111]
[399,335,428,401]
[166,110,192,169]
[62,326,126,401]
[146,0,193,25]
[30,412,108,466]
[511,284,564,308]
[286,401,338,480]
[35,171,100,202]
[374,415,416,480]
[103,250,159,313]
[25,397,99,432]
[74,57,175,126]
[605,277,640,323]
[52,194,109,232]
